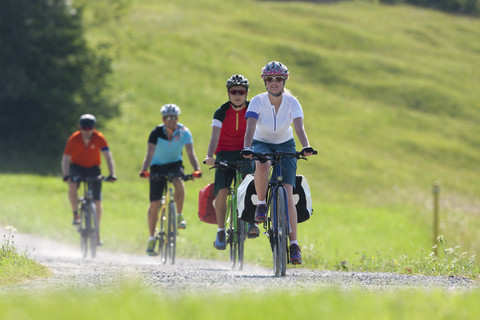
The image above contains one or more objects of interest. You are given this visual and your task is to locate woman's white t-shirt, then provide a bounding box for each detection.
[245,92,304,144]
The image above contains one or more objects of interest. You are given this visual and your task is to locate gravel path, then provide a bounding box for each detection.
[2,228,479,294]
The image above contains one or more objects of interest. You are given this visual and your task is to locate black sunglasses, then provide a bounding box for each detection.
[265,76,285,83]
[229,89,247,95]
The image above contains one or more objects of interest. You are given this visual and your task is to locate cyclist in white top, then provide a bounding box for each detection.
[241,61,314,264]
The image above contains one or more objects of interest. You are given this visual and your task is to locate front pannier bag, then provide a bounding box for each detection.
[198,183,217,224]
[237,174,313,224]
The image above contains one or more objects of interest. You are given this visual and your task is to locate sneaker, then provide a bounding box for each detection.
[177,214,186,229]
[213,231,226,250]
[247,223,260,239]
[146,239,156,256]
[254,204,268,223]
[289,244,302,265]
[72,213,81,225]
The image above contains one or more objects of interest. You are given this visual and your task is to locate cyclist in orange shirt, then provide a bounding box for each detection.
[61,114,116,244]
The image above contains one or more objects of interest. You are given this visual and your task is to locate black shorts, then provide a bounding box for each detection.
[214,151,254,195]
[70,164,102,201]
[149,161,184,202]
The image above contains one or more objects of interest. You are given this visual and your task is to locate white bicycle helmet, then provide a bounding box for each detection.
[160,104,181,117]
[261,61,289,80]
[78,114,96,127]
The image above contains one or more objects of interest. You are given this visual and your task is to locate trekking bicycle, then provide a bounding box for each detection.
[72,175,108,259]
[251,150,316,276]
[208,160,250,270]
[150,172,194,264]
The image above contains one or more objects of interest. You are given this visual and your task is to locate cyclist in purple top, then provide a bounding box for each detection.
[140,104,202,256]
[241,61,314,265]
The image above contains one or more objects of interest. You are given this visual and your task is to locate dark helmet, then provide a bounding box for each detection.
[226,74,249,90]
[160,104,181,116]
[78,114,96,128]
[261,61,289,80]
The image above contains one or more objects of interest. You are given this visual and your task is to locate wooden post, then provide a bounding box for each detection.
[432,181,440,256]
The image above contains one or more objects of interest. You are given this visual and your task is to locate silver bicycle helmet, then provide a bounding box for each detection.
[160,104,181,117]
[261,61,289,80]
[78,114,96,128]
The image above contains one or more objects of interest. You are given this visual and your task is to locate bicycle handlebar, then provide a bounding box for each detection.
[204,159,251,171]
[251,150,317,162]
[149,172,194,182]
[71,175,113,183]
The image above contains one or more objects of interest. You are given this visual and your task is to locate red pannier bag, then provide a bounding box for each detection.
[198,183,217,224]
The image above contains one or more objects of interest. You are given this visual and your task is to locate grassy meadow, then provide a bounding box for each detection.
[2,284,480,320]
[2,0,480,279]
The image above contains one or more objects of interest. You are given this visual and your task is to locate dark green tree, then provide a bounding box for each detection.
[0,0,119,173]
[380,0,480,15]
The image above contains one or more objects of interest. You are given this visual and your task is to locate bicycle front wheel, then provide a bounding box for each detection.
[273,187,288,276]
[228,197,237,269]
[237,218,246,271]
[89,202,98,258]
[79,205,88,259]
[159,206,167,264]
[167,200,177,264]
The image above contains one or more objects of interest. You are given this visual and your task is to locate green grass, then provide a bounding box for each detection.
[1,284,480,320]
[0,226,50,286]
[2,0,480,280]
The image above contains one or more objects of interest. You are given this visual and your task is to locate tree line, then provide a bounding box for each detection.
[380,0,480,15]
[0,0,119,173]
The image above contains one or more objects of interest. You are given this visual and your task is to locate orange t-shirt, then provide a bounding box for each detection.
[63,130,109,167]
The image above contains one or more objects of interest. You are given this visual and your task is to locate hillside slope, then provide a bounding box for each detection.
[2,0,479,270]
[90,0,480,266]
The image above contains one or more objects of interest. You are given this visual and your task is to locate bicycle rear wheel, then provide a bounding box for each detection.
[167,200,177,264]
[273,187,288,276]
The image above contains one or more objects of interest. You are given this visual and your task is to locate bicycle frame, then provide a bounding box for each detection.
[151,173,193,264]
[74,175,101,259]
[210,160,249,270]
[226,167,246,270]
[266,155,290,276]
[253,151,305,276]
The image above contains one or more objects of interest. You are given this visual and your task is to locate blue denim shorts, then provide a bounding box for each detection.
[252,138,297,186]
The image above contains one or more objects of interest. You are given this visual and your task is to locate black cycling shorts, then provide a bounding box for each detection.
[214,151,254,195]
[70,164,102,201]
[149,161,184,202]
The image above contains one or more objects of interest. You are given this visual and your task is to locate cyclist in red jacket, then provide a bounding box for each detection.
[204,75,257,250]
[61,114,116,244]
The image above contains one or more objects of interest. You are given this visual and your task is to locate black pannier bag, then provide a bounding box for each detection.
[237,174,313,224]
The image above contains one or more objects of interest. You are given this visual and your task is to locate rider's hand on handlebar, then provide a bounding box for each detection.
[300,146,315,157]
[240,147,254,158]
[193,170,202,179]
[139,170,150,178]
[204,156,215,166]
[106,175,117,182]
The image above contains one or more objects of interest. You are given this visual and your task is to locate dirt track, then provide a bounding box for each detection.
[2,229,479,294]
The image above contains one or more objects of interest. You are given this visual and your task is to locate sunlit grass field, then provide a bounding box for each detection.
[2,0,480,289]
[2,0,480,317]
[2,284,480,320]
